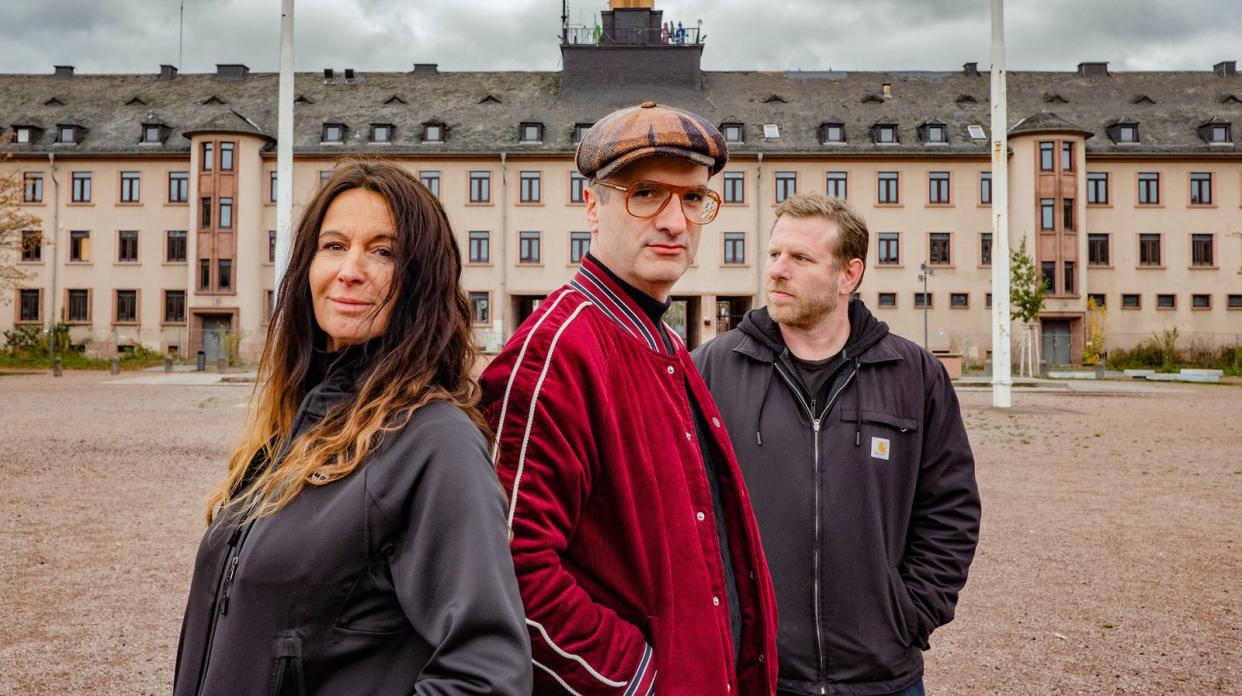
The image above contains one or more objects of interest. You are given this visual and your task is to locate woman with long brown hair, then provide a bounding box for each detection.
[174,161,531,696]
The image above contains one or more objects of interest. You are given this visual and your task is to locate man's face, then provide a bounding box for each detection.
[766,215,848,329]
[584,157,709,300]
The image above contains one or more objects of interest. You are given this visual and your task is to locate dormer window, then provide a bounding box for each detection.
[15,127,32,144]
[573,123,592,144]
[141,124,164,144]
[422,122,445,143]
[1198,121,1232,144]
[519,122,543,143]
[57,125,78,144]
[820,123,845,144]
[322,123,345,143]
[1107,122,1139,144]
[920,122,948,144]
[871,124,898,144]
[722,123,744,143]
[370,123,393,143]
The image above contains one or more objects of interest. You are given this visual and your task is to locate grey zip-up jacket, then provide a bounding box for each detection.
[692,300,980,696]
[174,347,532,696]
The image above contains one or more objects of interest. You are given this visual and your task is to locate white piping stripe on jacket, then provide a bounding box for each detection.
[490,288,574,464]
[505,299,594,530]
[569,280,639,342]
[533,659,587,696]
[526,618,628,688]
[577,267,660,351]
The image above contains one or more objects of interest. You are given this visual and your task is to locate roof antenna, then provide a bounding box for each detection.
[561,0,568,44]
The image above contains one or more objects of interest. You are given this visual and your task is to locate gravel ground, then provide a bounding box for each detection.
[0,370,1238,695]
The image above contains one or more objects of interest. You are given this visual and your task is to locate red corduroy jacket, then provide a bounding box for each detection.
[480,256,778,696]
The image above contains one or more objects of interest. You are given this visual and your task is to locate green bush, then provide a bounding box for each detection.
[1106,337,1166,370]
[2,323,70,357]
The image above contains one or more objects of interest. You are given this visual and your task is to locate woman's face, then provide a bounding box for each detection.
[309,188,397,351]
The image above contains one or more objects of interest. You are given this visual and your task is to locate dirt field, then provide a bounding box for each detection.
[0,370,1238,695]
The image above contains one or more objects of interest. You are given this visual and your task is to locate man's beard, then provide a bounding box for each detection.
[767,281,839,329]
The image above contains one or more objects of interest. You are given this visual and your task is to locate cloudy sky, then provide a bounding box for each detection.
[1,0,1238,75]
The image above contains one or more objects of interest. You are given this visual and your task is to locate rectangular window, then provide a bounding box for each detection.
[67,289,90,322]
[928,172,950,204]
[1064,261,1075,294]
[469,171,490,203]
[1229,295,1242,309]
[979,172,991,205]
[723,172,745,203]
[118,230,139,262]
[468,231,490,263]
[1192,294,1211,309]
[167,230,187,263]
[119,171,140,202]
[71,171,91,202]
[821,123,845,143]
[877,172,899,204]
[319,170,333,188]
[1088,233,1110,266]
[914,292,932,308]
[265,290,275,324]
[202,142,214,171]
[422,123,443,143]
[1138,173,1160,205]
[1040,198,1055,230]
[115,290,138,323]
[1062,198,1075,231]
[469,292,490,325]
[269,171,278,202]
[950,292,969,308]
[520,123,542,143]
[69,230,90,262]
[218,259,233,291]
[20,230,41,262]
[201,198,212,228]
[419,171,440,199]
[878,232,900,265]
[929,232,951,266]
[1041,261,1056,292]
[570,172,588,204]
[1191,234,1214,266]
[323,124,344,143]
[775,172,796,203]
[199,259,210,290]
[986,293,993,308]
[519,231,541,264]
[875,126,896,144]
[980,232,992,266]
[23,173,43,203]
[219,198,233,229]
[1088,293,1106,308]
[18,289,41,322]
[1087,172,1109,204]
[570,231,591,263]
[1190,173,1212,205]
[723,232,745,264]
[878,292,897,307]
[1062,142,1074,171]
[268,230,276,264]
[1122,293,1141,309]
[519,171,541,203]
[1139,233,1162,266]
[1156,294,1175,309]
[58,126,76,143]
[142,125,161,143]
[1039,141,1054,171]
[723,124,744,143]
[573,124,592,144]
[371,124,392,143]
[826,172,847,200]
[164,290,186,323]
[169,171,189,203]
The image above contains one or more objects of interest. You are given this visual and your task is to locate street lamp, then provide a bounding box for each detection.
[918,261,935,349]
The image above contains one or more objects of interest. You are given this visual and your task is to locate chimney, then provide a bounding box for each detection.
[159,64,178,80]
[1077,61,1109,77]
[323,68,334,80]
[881,82,892,97]
[1215,61,1237,77]
[963,62,979,77]
[215,63,250,79]
[344,68,355,81]
[413,63,439,75]
[53,65,74,78]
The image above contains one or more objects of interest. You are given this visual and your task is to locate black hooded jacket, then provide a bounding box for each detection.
[174,345,532,696]
[692,300,981,695]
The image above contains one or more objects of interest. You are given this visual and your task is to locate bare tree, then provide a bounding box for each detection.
[0,148,43,304]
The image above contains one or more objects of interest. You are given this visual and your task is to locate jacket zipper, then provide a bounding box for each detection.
[772,361,857,690]
[194,518,254,696]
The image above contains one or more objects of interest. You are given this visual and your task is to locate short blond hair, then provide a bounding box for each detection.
[774,192,869,290]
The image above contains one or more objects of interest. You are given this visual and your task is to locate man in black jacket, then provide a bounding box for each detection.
[692,192,981,696]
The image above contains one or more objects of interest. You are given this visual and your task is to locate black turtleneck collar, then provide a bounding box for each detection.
[586,252,672,327]
[305,335,384,390]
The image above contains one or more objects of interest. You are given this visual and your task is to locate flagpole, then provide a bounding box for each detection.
[274,0,295,306]
[990,0,1013,407]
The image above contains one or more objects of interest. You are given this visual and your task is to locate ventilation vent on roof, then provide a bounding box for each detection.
[861,94,884,104]
[762,94,787,104]
[479,94,502,104]
[383,94,407,105]
[1044,93,1069,104]
[955,94,978,104]
[126,96,147,106]
[44,97,64,106]
[1221,94,1242,104]
[202,95,227,105]
[295,94,314,104]
[1131,95,1155,104]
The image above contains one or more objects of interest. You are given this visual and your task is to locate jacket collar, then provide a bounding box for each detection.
[570,254,668,352]
[733,302,903,366]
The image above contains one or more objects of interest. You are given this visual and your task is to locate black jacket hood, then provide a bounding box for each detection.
[737,297,890,364]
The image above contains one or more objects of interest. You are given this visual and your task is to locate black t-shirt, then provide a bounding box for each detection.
[790,350,846,401]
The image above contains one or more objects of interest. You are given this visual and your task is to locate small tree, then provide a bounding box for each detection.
[1082,296,1106,366]
[0,147,43,302]
[1009,237,1046,324]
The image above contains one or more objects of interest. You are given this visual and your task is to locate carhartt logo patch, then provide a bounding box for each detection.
[870,437,891,461]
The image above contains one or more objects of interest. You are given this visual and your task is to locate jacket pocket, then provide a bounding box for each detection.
[840,409,919,433]
[267,634,306,696]
[887,567,920,648]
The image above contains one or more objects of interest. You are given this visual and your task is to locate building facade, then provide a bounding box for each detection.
[3,3,1240,363]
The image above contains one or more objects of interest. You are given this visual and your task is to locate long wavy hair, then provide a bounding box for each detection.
[206,161,487,524]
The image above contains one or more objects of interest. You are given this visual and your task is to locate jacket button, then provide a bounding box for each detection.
[696,511,706,521]
[713,596,720,606]
[758,653,765,663]
[685,431,692,441]
[711,417,720,427]
[667,365,675,375]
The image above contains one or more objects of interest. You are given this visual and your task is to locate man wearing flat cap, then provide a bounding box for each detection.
[481,102,778,696]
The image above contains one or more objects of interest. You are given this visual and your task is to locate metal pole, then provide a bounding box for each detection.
[274,0,295,306]
[990,0,1013,407]
[922,263,929,349]
[46,153,59,360]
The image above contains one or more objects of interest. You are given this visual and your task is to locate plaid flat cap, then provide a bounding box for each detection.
[576,102,728,180]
